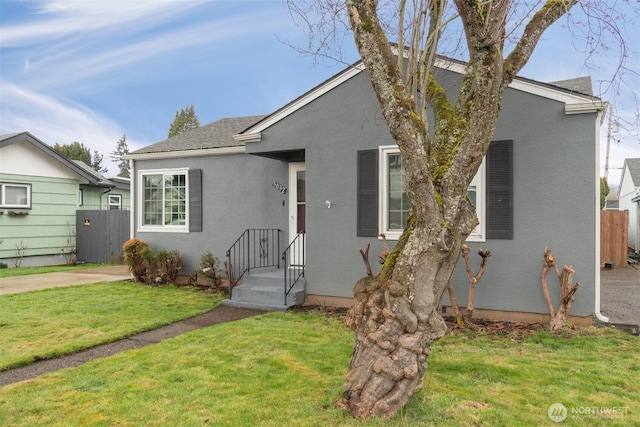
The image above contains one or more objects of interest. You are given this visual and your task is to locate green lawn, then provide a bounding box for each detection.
[0,281,222,370]
[0,310,638,426]
[0,263,103,278]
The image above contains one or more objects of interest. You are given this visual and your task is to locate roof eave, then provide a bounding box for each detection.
[1,132,103,184]
[126,146,246,161]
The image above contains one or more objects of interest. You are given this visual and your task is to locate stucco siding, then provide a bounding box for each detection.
[451,89,597,317]
[131,153,289,273]
[251,70,598,317]
[130,66,599,318]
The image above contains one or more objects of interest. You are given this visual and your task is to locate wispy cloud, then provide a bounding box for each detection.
[19,14,279,93]
[0,79,133,165]
[0,0,301,169]
[0,1,207,47]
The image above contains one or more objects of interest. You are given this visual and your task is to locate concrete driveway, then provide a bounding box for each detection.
[600,265,640,333]
[0,265,132,295]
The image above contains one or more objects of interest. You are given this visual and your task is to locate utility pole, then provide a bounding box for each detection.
[604,108,612,181]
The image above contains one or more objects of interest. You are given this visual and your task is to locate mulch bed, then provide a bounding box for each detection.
[293,305,548,341]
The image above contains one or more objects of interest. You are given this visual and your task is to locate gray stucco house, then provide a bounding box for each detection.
[128,58,606,324]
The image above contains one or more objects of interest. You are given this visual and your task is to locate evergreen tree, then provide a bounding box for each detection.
[600,177,610,209]
[110,134,130,178]
[168,104,200,137]
[54,141,108,174]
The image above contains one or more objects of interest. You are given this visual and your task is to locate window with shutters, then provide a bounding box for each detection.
[137,168,201,233]
[378,145,485,241]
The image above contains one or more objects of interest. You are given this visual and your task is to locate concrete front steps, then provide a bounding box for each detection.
[222,268,305,311]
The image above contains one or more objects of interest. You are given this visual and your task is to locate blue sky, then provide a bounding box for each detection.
[1,0,638,186]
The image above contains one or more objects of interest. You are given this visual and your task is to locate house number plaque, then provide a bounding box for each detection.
[272,181,287,194]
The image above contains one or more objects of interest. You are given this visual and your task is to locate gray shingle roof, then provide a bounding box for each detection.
[131,115,266,155]
[71,160,116,188]
[626,158,640,186]
[0,132,22,142]
[548,76,593,96]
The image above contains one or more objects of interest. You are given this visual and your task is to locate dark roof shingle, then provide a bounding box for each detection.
[548,76,593,96]
[626,158,640,186]
[132,115,266,155]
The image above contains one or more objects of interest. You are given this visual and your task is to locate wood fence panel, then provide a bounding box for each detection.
[76,210,130,263]
[600,210,628,267]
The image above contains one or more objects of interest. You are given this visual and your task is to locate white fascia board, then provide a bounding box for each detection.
[508,79,604,113]
[126,146,245,161]
[433,54,603,113]
[234,52,601,145]
[237,63,366,138]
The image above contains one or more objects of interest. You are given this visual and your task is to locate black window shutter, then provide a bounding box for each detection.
[189,169,202,232]
[486,140,513,239]
[357,150,378,237]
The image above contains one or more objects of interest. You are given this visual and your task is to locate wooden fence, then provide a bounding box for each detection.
[76,210,130,263]
[601,210,628,267]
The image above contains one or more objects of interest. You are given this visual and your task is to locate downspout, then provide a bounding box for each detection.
[128,158,135,240]
[594,107,610,324]
[100,187,112,210]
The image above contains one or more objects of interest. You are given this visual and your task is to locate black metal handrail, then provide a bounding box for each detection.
[282,232,305,305]
[226,229,281,298]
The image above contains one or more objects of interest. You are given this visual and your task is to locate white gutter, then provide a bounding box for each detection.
[594,107,610,324]
[126,146,245,161]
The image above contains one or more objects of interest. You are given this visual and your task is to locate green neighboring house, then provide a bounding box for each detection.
[73,160,131,211]
[0,132,130,267]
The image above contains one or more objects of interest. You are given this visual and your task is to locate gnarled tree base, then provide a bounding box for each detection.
[339,276,447,418]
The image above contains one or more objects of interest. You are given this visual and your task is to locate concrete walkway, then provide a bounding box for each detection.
[0,265,132,295]
[0,305,265,386]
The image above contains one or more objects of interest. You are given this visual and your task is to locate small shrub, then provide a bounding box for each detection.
[199,251,224,288]
[122,238,150,282]
[123,239,182,286]
[61,247,77,266]
[139,245,159,285]
[0,262,7,269]
[157,250,182,284]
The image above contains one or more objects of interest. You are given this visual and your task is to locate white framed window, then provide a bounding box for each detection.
[378,145,485,241]
[108,194,122,210]
[78,189,84,207]
[0,183,31,209]
[138,169,188,232]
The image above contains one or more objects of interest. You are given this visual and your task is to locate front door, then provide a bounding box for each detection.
[288,163,305,266]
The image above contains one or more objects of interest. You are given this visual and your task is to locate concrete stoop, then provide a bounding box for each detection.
[222,268,305,311]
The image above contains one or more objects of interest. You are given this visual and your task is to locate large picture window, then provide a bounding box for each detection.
[0,183,31,209]
[378,146,485,241]
[138,169,188,231]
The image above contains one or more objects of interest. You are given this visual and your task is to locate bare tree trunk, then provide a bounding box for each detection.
[541,247,580,332]
[447,283,464,325]
[341,221,467,418]
[338,0,579,419]
[462,245,491,323]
